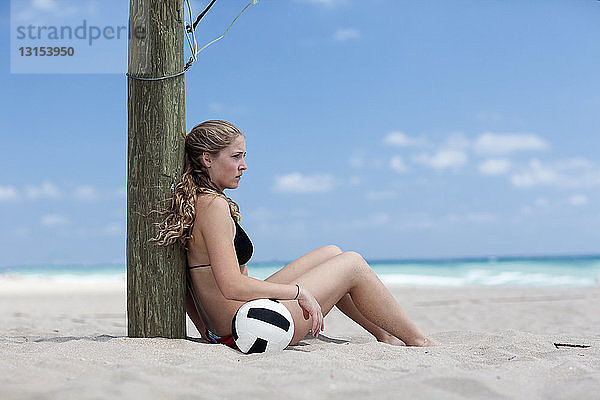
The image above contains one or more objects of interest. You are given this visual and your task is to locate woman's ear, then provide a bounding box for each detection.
[201,152,212,168]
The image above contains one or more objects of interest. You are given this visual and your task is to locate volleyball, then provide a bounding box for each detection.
[232,299,295,354]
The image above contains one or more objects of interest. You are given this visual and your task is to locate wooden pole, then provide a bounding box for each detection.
[126,0,186,338]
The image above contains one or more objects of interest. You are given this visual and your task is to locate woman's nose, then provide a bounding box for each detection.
[240,158,247,170]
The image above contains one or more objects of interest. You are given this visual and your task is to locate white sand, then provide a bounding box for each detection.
[1,277,599,399]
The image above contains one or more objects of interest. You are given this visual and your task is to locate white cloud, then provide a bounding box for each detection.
[25,181,60,200]
[0,186,18,201]
[74,185,98,201]
[568,194,588,206]
[390,156,408,173]
[272,173,335,193]
[412,133,470,170]
[511,158,600,188]
[2,182,126,202]
[510,160,557,187]
[473,132,548,155]
[41,214,70,227]
[383,132,423,147]
[333,28,360,41]
[478,158,511,176]
[412,149,468,170]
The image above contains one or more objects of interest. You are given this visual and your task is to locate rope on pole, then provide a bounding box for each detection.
[127,0,258,82]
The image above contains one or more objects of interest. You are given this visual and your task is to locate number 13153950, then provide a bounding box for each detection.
[19,47,75,56]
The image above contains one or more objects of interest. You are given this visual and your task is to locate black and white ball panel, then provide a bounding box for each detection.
[232,299,294,354]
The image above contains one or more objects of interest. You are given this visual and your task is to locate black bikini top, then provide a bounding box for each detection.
[187,219,253,269]
[233,219,253,266]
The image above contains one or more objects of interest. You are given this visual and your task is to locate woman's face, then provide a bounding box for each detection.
[204,135,247,191]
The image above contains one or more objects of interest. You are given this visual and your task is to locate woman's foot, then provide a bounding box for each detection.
[405,336,439,347]
[376,332,406,346]
[377,332,439,347]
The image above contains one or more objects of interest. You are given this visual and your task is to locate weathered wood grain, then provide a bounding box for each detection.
[126,0,186,338]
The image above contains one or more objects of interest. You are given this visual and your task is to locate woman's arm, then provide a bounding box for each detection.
[197,196,324,336]
[198,196,298,302]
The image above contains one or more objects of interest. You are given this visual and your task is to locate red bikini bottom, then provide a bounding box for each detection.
[205,328,238,350]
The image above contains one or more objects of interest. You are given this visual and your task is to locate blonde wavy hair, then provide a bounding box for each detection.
[152,120,244,248]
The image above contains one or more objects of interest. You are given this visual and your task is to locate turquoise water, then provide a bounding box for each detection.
[2,255,599,287]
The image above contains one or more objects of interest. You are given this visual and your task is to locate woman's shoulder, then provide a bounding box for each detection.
[194,193,232,223]
[190,193,235,248]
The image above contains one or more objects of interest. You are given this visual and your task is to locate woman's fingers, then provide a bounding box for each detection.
[314,305,320,336]
[312,305,323,337]
[318,310,323,335]
[313,302,323,337]
[298,289,324,337]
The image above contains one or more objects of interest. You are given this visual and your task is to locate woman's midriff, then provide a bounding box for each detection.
[188,267,244,336]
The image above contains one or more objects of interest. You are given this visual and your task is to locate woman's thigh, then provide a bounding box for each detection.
[265,245,342,284]
[282,251,368,344]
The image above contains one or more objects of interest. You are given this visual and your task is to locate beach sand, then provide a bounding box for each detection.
[1,278,599,399]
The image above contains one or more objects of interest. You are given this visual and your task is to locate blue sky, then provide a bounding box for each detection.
[1,0,599,267]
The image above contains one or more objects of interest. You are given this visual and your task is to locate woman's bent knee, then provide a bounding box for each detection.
[323,244,342,257]
[339,251,371,274]
[342,250,365,264]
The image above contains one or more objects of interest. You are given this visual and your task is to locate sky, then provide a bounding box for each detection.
[1,0,599,267]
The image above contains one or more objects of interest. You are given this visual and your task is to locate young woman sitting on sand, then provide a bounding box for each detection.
[154,120,436,349]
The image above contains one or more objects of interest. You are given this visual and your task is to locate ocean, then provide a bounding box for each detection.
[1,255,599,287]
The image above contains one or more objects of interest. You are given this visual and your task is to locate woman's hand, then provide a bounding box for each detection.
[296,287,324,337]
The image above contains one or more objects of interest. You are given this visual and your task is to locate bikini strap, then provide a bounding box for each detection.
[187,264,211,270]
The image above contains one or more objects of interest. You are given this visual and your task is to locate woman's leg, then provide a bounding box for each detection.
[282,251,434,346]
[266,245,402,344]
[335,293,404,345]
[265,245,342,284]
